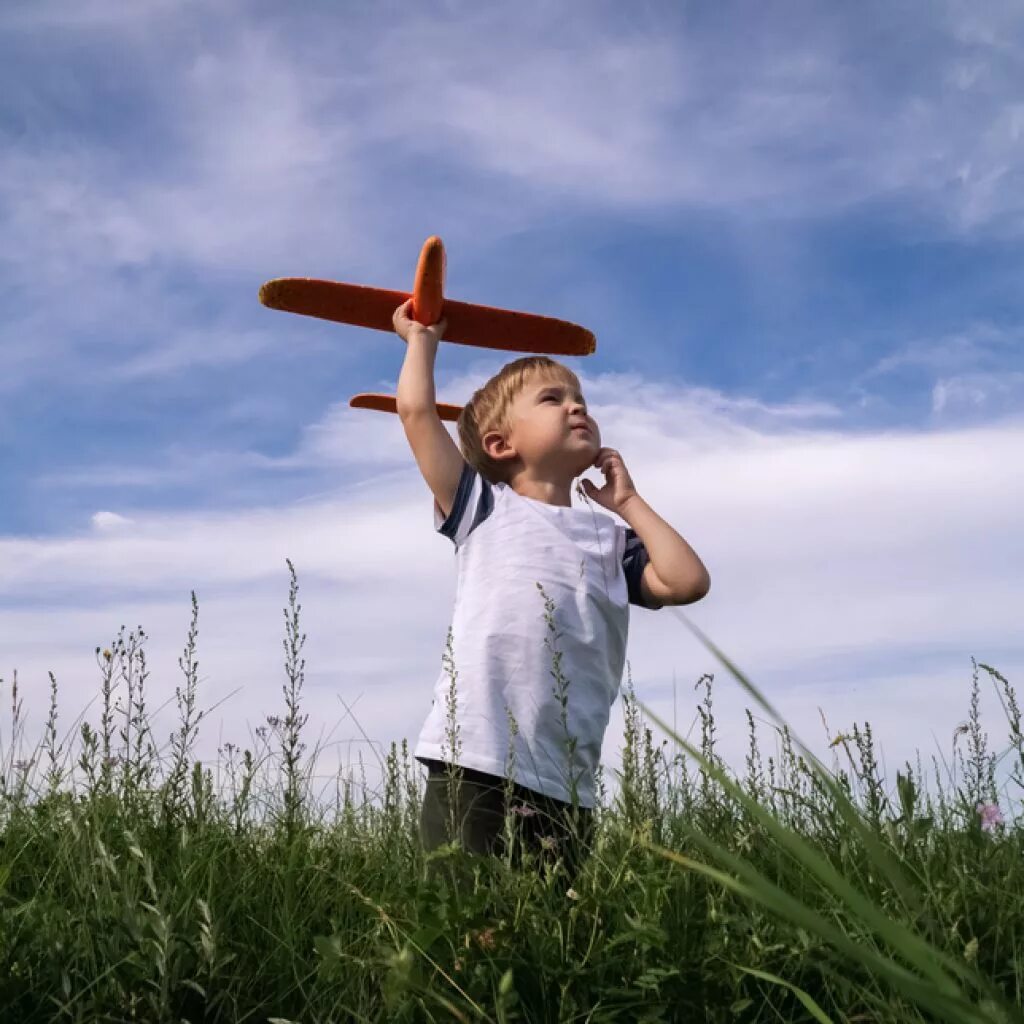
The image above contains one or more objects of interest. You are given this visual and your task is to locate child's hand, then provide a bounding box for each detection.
[578,448,639,516]
[393,299,447,344]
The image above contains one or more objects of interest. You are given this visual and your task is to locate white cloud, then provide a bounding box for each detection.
[32,363,845,493]
[859,323,1024,421]
[2,2,1023,407]
[5,1,1024,314]
[110,328,281,381]
[263,402,411,471]
[866,322,1022,376]
[0,32,365,284]
[0,0,197,32]
[932,372,1024,413]
[90,511,134,531]
[364,4,1024,231]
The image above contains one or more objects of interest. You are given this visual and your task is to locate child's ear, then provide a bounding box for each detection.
[483,429,516,462]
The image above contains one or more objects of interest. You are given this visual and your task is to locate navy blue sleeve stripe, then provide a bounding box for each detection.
[436,462,495,544]
[469,477,494,535]
[437,461,476,541]
[622,527,659,608]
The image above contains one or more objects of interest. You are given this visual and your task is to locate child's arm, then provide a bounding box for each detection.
[580,446,710,606]
[393,300,465,520]
[622,496,710,607]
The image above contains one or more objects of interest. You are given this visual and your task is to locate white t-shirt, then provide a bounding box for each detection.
[414,461,657,807]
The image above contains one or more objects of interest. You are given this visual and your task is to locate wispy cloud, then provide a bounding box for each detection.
[365,3,1024,230]
[5,0,1024,299]
[860,322,1024,421]
[2,0,1022,407]
[932,371,1024,414]
[110,328,282,381]
[866,323,1022,377]
[90,510,134,531]
[31,369,847,494]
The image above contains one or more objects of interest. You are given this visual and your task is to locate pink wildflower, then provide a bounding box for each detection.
[976,802,1004,831]
[511,804,537,818]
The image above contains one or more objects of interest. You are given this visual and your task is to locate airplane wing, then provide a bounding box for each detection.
[349,393,462,422]
[259,279,596,357]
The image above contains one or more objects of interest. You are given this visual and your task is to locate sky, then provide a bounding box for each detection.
[1,0,1022,809]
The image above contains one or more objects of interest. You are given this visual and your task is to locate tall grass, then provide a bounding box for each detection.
[0,563,1020,1023]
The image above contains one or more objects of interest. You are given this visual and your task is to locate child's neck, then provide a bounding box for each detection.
[509,474,575,508]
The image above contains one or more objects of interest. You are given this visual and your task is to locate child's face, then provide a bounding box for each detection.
[494,373,601,476]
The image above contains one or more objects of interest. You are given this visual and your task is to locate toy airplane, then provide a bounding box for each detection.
[260,236,595,358]
[260,235,594,420]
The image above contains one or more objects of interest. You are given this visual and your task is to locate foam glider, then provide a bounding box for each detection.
[260,236,595,358]
[260,235,595,420]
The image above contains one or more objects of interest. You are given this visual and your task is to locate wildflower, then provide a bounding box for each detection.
[976,802,1004,831]
[566,888,580,901]
[511,804,537,818]
[473,927,497,950]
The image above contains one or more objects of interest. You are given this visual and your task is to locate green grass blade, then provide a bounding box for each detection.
[668,607,928,916]
[651,844,995,1024]
[662,607,1019,1018]
[642,701,972,994]
[726,961,836,1024]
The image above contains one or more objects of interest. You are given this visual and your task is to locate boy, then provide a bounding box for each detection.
[393,299,710,878]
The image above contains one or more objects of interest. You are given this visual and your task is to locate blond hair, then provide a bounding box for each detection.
[457,357,581,484]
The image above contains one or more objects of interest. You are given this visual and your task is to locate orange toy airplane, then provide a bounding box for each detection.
[259,236,595,422]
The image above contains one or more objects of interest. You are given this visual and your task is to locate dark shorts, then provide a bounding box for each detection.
[419,760,594,881]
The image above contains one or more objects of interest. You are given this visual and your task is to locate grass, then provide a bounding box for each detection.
[0,560,1021,1023]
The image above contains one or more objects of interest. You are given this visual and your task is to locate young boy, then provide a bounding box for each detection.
[392,299,709,878]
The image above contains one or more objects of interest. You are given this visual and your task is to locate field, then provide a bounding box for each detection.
[1,565,1021,1023]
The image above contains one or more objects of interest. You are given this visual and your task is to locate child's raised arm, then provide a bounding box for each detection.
[394,299,445,412]
[393,300,465,520]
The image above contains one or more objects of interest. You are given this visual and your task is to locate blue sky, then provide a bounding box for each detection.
[2,0,1022,800]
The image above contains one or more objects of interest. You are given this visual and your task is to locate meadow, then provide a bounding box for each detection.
[1,563,1021,1023]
